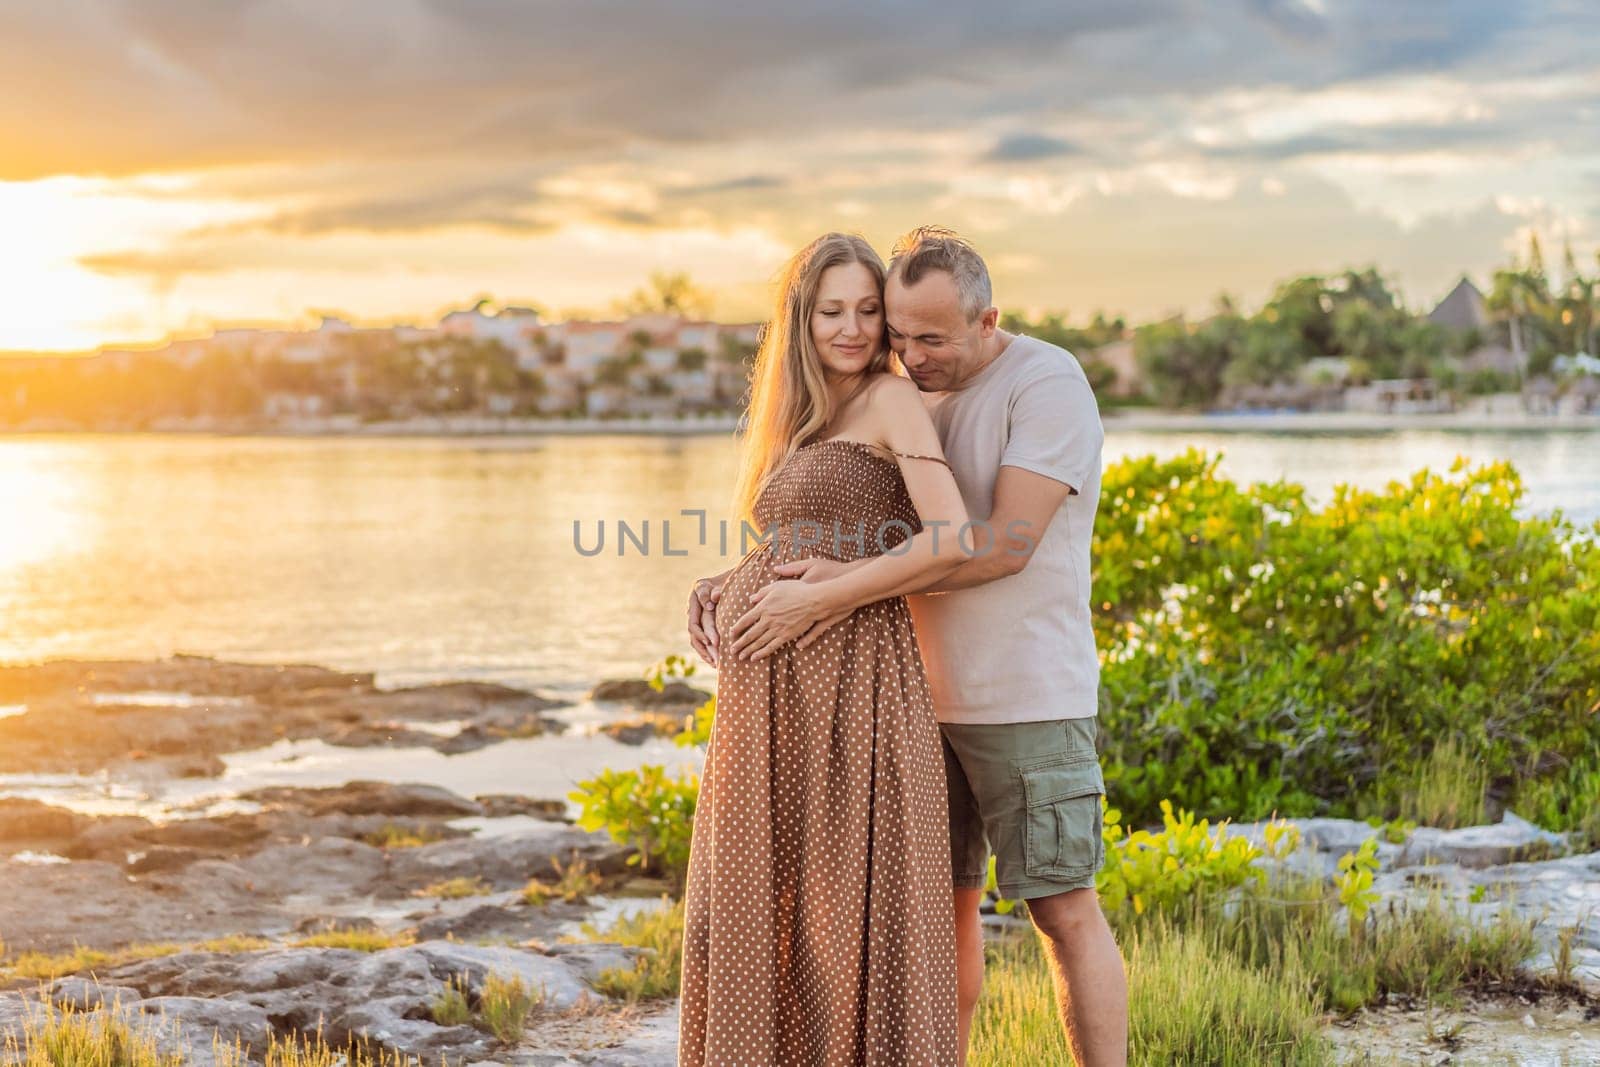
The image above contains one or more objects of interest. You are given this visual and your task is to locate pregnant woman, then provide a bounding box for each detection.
[678,233,969,1066]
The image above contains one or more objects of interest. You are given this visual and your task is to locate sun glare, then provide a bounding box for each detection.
[0,444,85,573]
[0,175,265,353]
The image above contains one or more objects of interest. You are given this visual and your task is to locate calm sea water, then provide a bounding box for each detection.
[2,430,1596,699]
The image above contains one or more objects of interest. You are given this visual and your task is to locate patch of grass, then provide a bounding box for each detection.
[1218,877,1538,1013]
[1516,752,1600,851]
[1395,736,1488,829]
[584,896,684,1003]
[4,942,183,980]
[522,853,602,907]
[5,947,109,981]
[0,936,273,980]
[430,975,473,1027]
[974,866,1545,1063]
[193,934,275,954]
[1549,920,1583,988]
[478,973,541,1044]
[425,971,542,1044]
[7,1002,181,1067]
[360,822,448,849]
[214,1028,433,1066]
[1130,919,1330,1067]
[290,928,414,952]
[1363,893,1535,1001]
[966,929,1073,1065]
[970,917,1330,1067]
[417,876,492,900]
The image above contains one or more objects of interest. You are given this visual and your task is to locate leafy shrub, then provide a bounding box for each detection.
[1096,451,1600,825]
[568,766,697,888]
[1515,751,1600,850]
[1097,800,1299,917]
[570,658,706,886]
[1335,837,1380,938]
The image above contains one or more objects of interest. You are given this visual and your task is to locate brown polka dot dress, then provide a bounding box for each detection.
[678,438,959,1067]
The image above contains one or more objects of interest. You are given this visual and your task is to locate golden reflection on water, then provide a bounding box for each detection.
[0,443,86,575]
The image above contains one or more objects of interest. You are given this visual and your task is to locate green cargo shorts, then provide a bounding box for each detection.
[941,716,1106,900]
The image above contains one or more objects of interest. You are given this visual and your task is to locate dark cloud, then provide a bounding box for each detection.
[985,134,1084,162]
[1201,119,1549,161]
[661,175,789,198]
[1240,0,1332,44]
[5,0,1592,181]
[250,180,550,236]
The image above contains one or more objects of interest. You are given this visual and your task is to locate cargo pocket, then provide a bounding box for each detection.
[1018,755,1105,880]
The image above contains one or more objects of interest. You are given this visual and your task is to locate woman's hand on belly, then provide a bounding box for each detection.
[687,571,730,667]
[726,575,834,661]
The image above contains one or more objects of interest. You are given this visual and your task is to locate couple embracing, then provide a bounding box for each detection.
[679,227,1127,1066]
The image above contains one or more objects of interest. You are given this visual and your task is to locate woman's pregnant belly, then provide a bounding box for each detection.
[715,543,914,677]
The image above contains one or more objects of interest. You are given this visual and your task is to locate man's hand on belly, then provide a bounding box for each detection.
[726,570,838,661]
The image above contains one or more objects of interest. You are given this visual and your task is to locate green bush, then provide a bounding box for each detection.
[1095,450,1600,825]
[1515,751,1600,850]
[1097,800,1299,917]
[571,656,707,886]
[569,766,697,888]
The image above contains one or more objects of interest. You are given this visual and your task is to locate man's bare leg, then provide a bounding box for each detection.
[1022,886,1127,1067]
[953,887,986,1065]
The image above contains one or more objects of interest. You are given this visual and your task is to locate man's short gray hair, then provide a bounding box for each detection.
[888,226,993,323]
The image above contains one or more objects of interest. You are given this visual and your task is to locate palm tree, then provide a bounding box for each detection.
[1486,238,1553,374]
[1557,242,1595,356]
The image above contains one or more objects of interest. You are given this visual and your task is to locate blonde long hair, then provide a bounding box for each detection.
[732,233,891,525]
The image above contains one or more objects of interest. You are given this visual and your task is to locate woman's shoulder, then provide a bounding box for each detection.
[859,372,926,425]
[855,372,935,448]
[861,370,920,402]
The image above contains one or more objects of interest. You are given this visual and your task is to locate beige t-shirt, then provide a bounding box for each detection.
[907,334,1105,724]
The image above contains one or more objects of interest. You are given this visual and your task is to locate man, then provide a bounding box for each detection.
[688,226,1127,1066]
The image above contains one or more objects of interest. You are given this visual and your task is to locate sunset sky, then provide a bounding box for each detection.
[4,1,1599,354]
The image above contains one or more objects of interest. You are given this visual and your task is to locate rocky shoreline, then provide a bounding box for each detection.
[0,655,709,1064]
[1,655,1596,1064]
[0,774,683,1064]
[0,656,583,781]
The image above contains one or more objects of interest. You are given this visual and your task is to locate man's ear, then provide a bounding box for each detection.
[980,306,1000,335]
